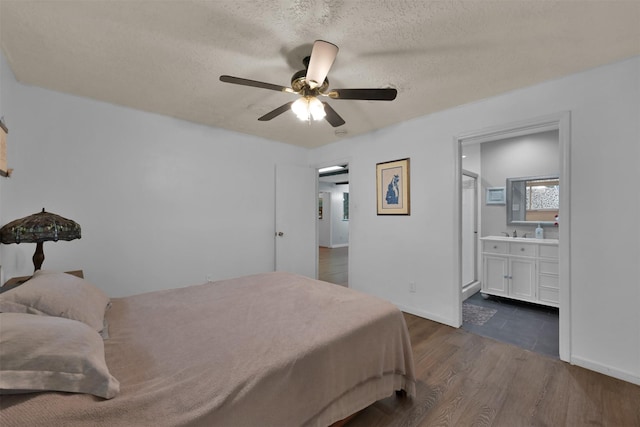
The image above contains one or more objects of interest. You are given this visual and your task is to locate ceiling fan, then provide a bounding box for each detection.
[219,40,397,127]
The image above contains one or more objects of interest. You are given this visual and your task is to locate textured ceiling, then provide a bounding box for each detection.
[1,1,639,148]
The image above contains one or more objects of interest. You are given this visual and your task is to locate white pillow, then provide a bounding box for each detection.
[0,270,110,332]
[0,312,120,399]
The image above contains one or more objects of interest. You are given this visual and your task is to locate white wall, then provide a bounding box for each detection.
[0,53,308,296]
[311,57,640,384]
[318,191,330,247]
[330,184,349,247]
[0,58,4,285]
[318,182,349,248]
[480,130,559,239]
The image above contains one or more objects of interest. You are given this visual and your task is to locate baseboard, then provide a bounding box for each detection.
[396,285,479,326]
[571,356,640,386]
[394,302,458,328]
[462,281,481,301]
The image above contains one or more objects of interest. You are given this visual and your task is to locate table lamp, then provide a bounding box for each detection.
[0,208,81,271]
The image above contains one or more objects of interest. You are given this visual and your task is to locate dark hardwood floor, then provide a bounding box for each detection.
[319,246,348,286]
[348,312,640,426]
[319,246,640,425]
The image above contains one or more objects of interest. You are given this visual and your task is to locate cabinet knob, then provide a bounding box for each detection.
[520,247,525,251]
[493,245,498,249]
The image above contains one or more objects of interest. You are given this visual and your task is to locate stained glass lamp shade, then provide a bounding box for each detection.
[0,208,81,271]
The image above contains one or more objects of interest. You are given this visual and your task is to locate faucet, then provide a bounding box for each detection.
[502,232,510,237]
[522,232,529,238]
[513,230,517,238]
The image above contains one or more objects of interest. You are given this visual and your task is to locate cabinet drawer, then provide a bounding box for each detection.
[538,287,559,304]
[539,244,559,259]
[539,274,559,289]
[483,241,508,254]
[509,243,536,257]
[539,260,559,275]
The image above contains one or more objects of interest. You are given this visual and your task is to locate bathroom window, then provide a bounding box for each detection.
[507,176,559,224]
[525,179,559,211]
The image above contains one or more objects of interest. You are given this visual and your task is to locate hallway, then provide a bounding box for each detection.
[318,246,348,286]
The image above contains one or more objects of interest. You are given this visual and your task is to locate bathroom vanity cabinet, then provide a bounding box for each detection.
[480,236,559,307]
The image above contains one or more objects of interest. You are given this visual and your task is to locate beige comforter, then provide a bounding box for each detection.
[0,272,416,426]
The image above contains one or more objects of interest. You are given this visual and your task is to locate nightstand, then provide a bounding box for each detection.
[2,270,84,289]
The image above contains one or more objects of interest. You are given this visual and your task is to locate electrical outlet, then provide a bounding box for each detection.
[409,281,416,293]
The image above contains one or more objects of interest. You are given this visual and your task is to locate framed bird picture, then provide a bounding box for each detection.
[376,158,410,215]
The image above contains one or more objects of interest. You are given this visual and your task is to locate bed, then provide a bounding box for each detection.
[0,270,416,426]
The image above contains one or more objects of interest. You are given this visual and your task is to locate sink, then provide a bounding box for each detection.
[481,235,531,242]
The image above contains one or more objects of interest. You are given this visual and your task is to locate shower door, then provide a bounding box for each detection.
[462,171,478,289]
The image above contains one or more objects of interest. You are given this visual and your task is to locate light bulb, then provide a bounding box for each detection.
[309,97,326,120]
[291,96,326,121]
[291,97,310,121]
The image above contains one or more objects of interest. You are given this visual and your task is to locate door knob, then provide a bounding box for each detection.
[276,231,284,237]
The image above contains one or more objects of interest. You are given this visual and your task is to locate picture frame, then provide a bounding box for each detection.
[486,186,506,205]
[376,158,410,215]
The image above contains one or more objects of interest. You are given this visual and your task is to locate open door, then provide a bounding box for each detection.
[275,164,317,278]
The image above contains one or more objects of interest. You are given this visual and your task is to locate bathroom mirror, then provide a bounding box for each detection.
[506,175,559,225]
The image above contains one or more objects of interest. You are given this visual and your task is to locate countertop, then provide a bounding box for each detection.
[480,236,559,245]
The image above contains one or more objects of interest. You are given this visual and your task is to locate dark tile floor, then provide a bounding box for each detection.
[462,292,559,359]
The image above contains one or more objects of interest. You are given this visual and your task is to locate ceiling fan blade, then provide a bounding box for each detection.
[220,75,294,93]
[322,103,346,127]
[328,88,397,101]
[258,102,294,121]
[305,40,339,89]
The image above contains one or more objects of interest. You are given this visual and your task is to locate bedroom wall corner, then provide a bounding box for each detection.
[0,51,14,285]
[0,51,310,295]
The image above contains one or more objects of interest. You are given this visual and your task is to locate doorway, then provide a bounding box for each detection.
[455,112,571,361]
[317,164,349,286]
[275,163,317,278]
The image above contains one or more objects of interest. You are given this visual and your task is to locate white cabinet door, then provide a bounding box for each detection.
[481,238,558,307]
[510,258,536,301]
[538,259,560,306]
[483,255,509,296]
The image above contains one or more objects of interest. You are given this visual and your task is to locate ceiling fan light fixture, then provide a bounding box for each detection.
[220,40,396,127]
[292,96,326,121]
[308,96,326,120]
[291,97,309,120]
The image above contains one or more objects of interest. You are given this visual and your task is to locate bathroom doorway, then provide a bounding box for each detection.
[455,112,571,361]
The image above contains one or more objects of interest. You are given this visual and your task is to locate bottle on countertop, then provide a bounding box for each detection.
[535,223,544,239]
